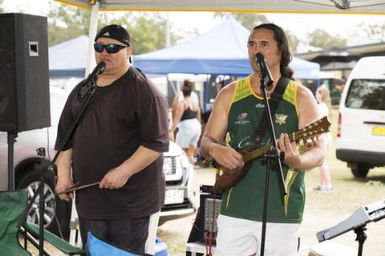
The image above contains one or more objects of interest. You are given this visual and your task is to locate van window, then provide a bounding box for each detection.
[345,79,385,110]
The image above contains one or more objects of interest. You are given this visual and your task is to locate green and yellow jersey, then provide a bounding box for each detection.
[221,75,305,223]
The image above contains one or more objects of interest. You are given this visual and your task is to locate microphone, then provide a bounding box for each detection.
[255,53,274,87]
[79,61,106,99]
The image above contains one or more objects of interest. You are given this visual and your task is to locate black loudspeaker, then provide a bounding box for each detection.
[0,13,50,133]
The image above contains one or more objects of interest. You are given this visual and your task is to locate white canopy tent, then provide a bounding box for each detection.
[56,0,385,13]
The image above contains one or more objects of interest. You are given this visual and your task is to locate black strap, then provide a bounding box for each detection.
[250,76,289,148]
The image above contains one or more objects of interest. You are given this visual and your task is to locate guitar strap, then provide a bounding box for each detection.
[250,76,289,148]
[236,76,289,187]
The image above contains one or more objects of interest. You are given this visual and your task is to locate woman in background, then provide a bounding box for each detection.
[314,86,333,192]
[170,80,201,165]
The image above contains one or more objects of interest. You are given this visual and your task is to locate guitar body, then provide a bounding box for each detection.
[213,117,331,193]
[214,161,252,193]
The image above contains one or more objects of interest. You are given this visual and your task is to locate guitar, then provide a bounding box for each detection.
[213,116,331,193]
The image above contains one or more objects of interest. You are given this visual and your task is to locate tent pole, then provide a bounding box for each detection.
[85,1,99,77]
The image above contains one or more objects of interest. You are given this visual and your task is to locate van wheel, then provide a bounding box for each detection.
[17,165,71,240]
[350,163,370,178]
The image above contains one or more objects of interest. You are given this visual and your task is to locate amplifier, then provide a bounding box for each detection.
[204,197,221,233]
[187,185,222,243]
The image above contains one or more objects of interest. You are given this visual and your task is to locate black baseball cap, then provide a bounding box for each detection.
[95,24,131,46]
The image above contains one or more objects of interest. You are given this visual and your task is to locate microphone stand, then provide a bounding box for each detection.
[18,71,100,256]
[259,76,287,256]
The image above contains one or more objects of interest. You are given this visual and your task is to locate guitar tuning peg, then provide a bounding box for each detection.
[299,139,304,146]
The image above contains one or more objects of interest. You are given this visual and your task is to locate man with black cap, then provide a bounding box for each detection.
[55,24,169,254]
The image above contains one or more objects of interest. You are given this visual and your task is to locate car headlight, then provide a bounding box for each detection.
[163,157,175,176]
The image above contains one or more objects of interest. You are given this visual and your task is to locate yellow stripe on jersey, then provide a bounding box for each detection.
[231,76,253,104]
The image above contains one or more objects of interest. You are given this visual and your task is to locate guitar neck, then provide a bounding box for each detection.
[242,116,331,162]
[288,116,330,144]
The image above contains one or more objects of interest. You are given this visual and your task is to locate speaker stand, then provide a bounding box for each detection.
[7,132,18,191]
[18,148,49,256]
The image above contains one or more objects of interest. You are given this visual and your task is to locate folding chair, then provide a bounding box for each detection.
[0,190,31,256]
[23,222,86,255]
[0,190,86,256]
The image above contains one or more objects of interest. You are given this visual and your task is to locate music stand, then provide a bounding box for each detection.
[316,198,385,256]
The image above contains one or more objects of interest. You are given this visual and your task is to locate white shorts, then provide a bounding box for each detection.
[215,214,300,256]
[175,119,201,148]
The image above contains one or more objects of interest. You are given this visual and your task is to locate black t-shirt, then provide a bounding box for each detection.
[55,67,169,219]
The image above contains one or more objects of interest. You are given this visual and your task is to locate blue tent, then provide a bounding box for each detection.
[134,17,320,79]
[49,18,319,80]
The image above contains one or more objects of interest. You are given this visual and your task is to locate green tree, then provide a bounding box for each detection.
[108,12,176,54]
[47,6,175,54]
[285,30,300,54]
[232,13,269,30]
[0,0,4,13]
[214,12,269,30]
[364,23,385,42]
[47,4,91,46]
[308,28,346,49]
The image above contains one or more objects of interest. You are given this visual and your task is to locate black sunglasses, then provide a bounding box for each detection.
[94,43,127,54]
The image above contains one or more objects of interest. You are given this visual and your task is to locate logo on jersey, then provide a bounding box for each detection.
[275,114,288,125]
[255,103,265,109]
[235,112,250,125]
[237,136,252,148]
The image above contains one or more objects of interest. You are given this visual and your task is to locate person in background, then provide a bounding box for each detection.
[171,85,199,121]
[54,24,169,254]
[200,23,325,255]
[170,79,202,165]
[335,77,346,93]
[321,79,330,92]
[314,86,333,192]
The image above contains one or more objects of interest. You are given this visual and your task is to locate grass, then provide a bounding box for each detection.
[159,108,385,255]
[301,108,385,255]
[306,108,385,213]
[28,108,385,255]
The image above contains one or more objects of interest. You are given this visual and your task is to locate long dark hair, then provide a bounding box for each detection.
[252,23,293,79]
[182,79,194,97]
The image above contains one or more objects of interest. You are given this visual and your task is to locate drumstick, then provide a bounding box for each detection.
[57,181,100,194]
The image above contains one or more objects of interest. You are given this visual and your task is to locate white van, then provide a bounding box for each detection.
[336,56,385,177]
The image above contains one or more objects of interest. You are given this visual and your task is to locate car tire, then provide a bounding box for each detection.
[17,164,71,240]
[350,163,370,178]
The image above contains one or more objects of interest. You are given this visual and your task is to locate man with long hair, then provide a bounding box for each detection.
[200,23,325,256]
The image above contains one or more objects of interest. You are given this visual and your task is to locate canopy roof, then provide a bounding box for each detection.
[55,0,385,14]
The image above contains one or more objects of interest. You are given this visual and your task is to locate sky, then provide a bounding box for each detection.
[3,0,385,47]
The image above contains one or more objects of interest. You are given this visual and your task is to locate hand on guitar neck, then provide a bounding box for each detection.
[213,116,331,193]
